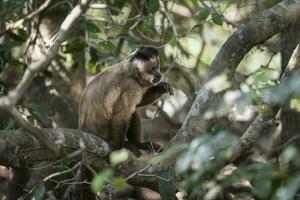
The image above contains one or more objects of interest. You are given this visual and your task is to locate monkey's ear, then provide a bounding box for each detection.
[129,47,158,62]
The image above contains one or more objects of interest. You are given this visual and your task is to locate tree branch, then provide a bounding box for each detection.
[230,44,300,162]
[0,128,159,190]
[0,128,109,169]
[171,0,300,144]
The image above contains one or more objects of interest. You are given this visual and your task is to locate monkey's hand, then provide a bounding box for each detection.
[157,81,174,96]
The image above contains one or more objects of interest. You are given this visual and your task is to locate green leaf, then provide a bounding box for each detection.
[88,62,97,74]
[64,37,85,53]
[147,0,159,14]
[196,8,210,22]
[84,20,101,34]
[99,41,116,52]
[139,15,155,33]
[109,149,129,166]
[158,168,176,200]
[112,176,126,189]
[127,36,141,46]
[91,169,113,193]
[211,12,223,25]
[33,184,46,200]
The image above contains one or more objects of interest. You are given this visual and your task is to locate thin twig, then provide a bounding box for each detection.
[24,161,81,199]
[0,0,53,37]
[126,163,152,180]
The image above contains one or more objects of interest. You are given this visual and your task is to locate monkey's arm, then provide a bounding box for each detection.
[138,81,173,107]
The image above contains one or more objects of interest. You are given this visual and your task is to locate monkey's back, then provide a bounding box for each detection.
[78,63,145,138]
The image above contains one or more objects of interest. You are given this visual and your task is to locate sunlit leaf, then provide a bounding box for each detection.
[88,62,97,74]
[109,149,129,166]
[112,176,126,189]
[91,169,113,193]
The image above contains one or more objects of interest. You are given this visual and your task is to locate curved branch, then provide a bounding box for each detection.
[230,44,300,162]
[171,0,300,144]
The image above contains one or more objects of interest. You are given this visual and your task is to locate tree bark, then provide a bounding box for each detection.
[280,20,300,149]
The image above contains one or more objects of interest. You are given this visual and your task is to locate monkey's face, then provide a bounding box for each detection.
[134,57,161,85]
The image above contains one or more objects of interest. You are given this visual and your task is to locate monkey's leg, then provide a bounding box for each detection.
[127,112,142,144]
[138,81,173,107]
[109,116,129,149]
[127,112,162,153]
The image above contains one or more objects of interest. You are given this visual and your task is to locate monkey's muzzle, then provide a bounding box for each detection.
[152,73,161,83]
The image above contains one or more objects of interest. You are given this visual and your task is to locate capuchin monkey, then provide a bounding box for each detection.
[79,47,173,153]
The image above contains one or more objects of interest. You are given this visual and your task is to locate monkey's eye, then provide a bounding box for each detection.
[151,66,158,71]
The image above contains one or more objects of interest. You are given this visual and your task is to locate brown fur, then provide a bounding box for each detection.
[79,58,172,150]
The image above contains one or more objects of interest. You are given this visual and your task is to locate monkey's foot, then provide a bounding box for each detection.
[137,141,164,154]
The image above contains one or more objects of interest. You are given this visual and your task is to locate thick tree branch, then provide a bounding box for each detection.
[0,128,159,190]
[0,128,109,169]
[230,44,300,162]
[8,107,60,154]
[171,0,300,144]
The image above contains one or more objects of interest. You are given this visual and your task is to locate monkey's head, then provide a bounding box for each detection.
[129,47,161,86]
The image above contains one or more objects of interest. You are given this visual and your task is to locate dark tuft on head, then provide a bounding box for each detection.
[129,47,158,62]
